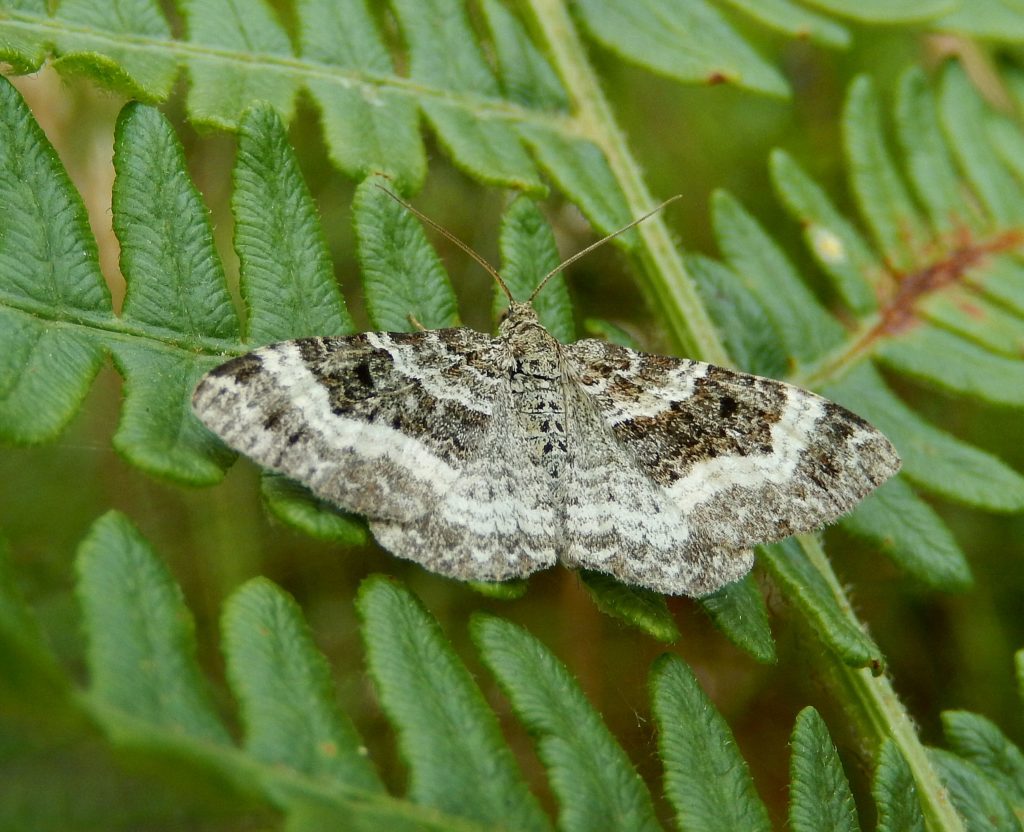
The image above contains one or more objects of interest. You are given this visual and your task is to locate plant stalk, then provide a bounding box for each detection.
[527,2,966,830]
[524,0,729,366]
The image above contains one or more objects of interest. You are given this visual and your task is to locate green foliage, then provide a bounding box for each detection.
[788,707,859,832]
[2,2,1024,830]
[222,578,382,794]
[0,72,108,444]
[651,654,771,831]
[0,537,65,704]
[929,749,1021,831]
[696,574,776,664]
[9,517,1024,830]
[358,578,550,830]
[873,739,926,832]
[352,175,460,332]
[580,570,681,644]
[76,512,231,744]
[233,105,354,343]
[473,614,661,832]
[0,0,1013,117]
[759,538,881,668]
[574,0,789,98]
[942,711,1024,813]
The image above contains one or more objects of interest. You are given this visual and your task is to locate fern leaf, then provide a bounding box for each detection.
[915,282,1024,358]
[76,511,231,744]
[0,75,109,443]
[233,104,353,343]
[894,67,978,235]
[804,0,955,22]
[72,518,481,828]
[942,710,1024,812]
[686,254,788,378]
[358,578,551,832]
[579,570,680,644]
[759,539,880,668]
[769,149,882,315]
[0,0,48,73]
[876,325,1024,408]
[183,0,297,128]
[13,517,1024,831]
[353,175,460,332]
[109,102,238,483]
[718,0,850,48]
[391,0,543,193]
[222,577,382,793]
[930,748,1020,831]
[67,517,533,830]
[742,60,1024,595]
[767,60,1024,513]
[114,103,236,342]
[516,127,636,240]
[697,574,776,664]
[968,254,1024,316]
[710,190,846,365]
[260,472,368,545]
[788,708,860,832]
[839,478,972,591]
[54,0,175,99]
[989,110,1024,181]
[298,0,424,190]
[936,0,1024,39]
[842,75,928,271]
[472,614,660,832]
[823,364,1024,513]
[650,654,771,831]
[873,740,926,832]
[481,0,569,110]
[939,62,1024,225]
[574,0,789,97]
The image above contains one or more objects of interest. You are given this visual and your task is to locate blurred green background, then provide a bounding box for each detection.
[2,12,1024,829]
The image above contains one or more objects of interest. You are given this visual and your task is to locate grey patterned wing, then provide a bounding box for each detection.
[193,328,557,582]
[561,339,900,593]
[559,373,755,596]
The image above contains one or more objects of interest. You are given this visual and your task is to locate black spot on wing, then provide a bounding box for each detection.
[354,360,374,389]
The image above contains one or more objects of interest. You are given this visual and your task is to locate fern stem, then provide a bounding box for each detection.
[525,5,964,828]
[523,0,730,365]
[796,536,966,832]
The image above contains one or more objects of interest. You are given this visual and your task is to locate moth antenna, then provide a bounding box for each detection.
[528,195,683,303]
[374,184,514,302]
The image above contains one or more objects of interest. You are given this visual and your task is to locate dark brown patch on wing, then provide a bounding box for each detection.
[609,365,787,485]
[289,330,502,465]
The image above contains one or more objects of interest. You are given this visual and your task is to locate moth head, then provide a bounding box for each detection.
[497,300,542,335]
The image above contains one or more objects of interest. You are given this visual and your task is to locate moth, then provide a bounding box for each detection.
[192,194,900,596]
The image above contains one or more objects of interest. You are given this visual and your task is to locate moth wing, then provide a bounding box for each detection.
[561,338,900,590]
[193,329,557,581]
[559,367,755,595]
